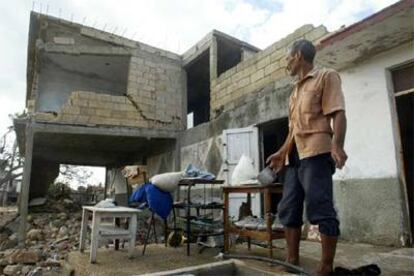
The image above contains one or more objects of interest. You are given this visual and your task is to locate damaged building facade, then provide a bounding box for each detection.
[15,0,413,247]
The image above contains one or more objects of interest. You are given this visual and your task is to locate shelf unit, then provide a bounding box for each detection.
[173,178,225,256]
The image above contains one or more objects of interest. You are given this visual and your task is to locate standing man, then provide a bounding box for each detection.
[267,39,347,275]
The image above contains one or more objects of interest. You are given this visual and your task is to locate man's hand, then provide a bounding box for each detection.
[331,143,347,169]
[266,150,286,173]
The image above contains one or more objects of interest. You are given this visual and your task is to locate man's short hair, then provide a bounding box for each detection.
[289,39,316,63]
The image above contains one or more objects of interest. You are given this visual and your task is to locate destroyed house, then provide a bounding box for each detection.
[15,0,414,247]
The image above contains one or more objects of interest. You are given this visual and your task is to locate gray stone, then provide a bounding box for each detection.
[3,264,22,275]
[57,226,68,238]
[42,258,61,267]
[0,256,9,266]
[27,266,42,276]
[63,199,73,205]
[29,197,47,207]
[57,213,68,220]
[0,238,18,251]
[49,220,63,229]
[0,233,9,243]
[7,249,41,264]
[8,233,17,241]
[27,229,43,241]
[21,265,34,275]
[5,217,20,233]
[33,217,48,227]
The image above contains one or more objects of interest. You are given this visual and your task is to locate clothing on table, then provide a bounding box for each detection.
[184,164,215,180]
[284,67,346,163]
[277,145,340,237]
[129,182,172,219]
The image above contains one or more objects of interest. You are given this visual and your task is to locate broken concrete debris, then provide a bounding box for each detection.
[0,189,170,275]
[0,199,81,275]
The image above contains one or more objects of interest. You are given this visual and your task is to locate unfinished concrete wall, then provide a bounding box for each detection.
[30,14,185,131]
[210,25,327,118]
[146,151,177,177]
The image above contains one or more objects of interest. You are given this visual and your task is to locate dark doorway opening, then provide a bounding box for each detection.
[259,118,289,214]
[186,50,210,128]
[391,62,414,239]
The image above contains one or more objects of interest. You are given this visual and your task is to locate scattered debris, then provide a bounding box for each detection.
[0,198,82,275]
[0,191,167,275]
[28,198,47,207]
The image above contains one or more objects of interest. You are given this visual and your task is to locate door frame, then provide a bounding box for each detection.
[385,59,414,245]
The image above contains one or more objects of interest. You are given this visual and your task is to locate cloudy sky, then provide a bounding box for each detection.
[0,0,398,185]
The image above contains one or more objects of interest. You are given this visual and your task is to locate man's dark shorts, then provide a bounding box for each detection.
[277,146,340,236]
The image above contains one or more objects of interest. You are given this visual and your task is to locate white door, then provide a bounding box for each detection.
[223,127,261,219]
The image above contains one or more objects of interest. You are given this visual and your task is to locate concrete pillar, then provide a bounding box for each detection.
[18,120,34,247]
[104,167,108,199]
[209,36,218,81]
[174,137,181,202]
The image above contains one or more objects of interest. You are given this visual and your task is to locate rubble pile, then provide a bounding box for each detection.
[0,199,81,275]
[0,183,170,275]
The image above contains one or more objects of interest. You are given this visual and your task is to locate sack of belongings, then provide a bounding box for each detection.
[231,155,258,185]
[150,172,183,192]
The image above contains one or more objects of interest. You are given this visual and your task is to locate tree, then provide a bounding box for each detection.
[0,126,23,206]
[57,164,94,187]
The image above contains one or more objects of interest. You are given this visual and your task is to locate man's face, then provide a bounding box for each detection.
[286,50,300,76]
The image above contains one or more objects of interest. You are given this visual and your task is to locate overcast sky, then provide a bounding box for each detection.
[0,0,398,185]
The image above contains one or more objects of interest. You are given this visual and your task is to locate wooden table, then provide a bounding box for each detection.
[176,178,224,256]
[79,206,140,263]
[223,184,284,258]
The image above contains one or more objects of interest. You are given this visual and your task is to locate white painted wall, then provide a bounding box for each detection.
[335,42,414,180]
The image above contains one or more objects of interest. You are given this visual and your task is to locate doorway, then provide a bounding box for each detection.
[391,62,414,239]
[185,50,210,128]
[259,117,289,214]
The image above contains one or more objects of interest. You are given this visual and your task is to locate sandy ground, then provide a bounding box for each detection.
[68,240,414,276]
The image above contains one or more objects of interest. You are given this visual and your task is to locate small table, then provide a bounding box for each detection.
[79,206,140,263]
[223,184,284,258]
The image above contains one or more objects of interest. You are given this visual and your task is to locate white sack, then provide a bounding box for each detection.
[231,155,257,185]
[150,172,183,192]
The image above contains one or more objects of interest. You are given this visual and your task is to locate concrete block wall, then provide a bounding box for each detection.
[35,91,148,128]
[210,25,328,118]
[31,14,185,130]
[127,56,185,130]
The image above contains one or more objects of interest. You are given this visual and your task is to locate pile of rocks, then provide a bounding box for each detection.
[0,201,82,275]
[0,197,170,275]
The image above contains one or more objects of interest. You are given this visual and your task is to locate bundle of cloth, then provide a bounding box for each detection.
[129,164,215,219]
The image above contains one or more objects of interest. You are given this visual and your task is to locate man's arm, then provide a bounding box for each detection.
[331,110,347,169]
[266,129,291,172]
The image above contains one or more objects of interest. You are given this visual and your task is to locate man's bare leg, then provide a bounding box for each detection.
[285,227,301,265]
[317,234,337,275]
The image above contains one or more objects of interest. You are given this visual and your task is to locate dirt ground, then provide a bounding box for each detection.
[68,240,414,276]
